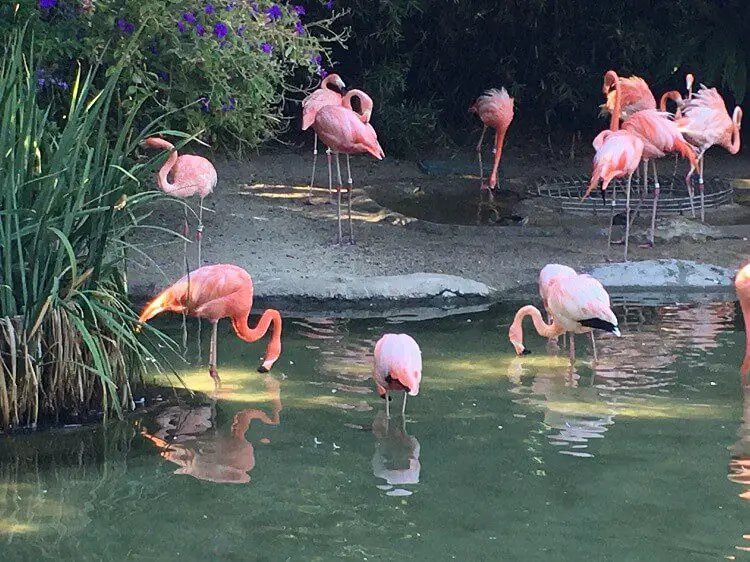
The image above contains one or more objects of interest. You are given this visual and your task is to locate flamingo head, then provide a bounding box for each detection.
[331,73,346,93]
[686,73,694,92]
[734,106,743,130]
[508,324,530,356]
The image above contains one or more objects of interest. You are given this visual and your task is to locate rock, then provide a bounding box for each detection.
[584,259,733,290]
[651,216,723,242]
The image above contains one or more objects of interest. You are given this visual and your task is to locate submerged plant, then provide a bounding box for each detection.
[0,29,177,430]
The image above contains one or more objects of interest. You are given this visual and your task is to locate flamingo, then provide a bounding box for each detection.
[583,73,644,260]
[142,137,217,270]
[735,263,750,386]
[373,333,422,419]
[301,73,346,204]
[676,85,743,222]
[313,89,384,244]
[509,274,620,365]
[600,72,656,119]
[539,264,596,351]
[469,88,515,223]
[136,264,282,383]
[658,73,695,118]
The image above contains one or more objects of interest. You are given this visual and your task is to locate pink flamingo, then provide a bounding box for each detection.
[469,88,515,222]
[301,73,347,204]
[373,333,422,418]
[600,73,656,119]
[313,89,385,244]
[510,274,620,365]
[539,264,596,351]
[137,264,282,383]
[676,84,743,222]
[583,73,644,260]
[659,73,695,118]
[143,137,217,269]
[736,264,750,386]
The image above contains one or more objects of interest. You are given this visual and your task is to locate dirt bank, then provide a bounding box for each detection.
[127,144,750,310]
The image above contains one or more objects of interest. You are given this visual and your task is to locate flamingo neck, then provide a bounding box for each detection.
[604,70,621,131]
[231,308,283,370]
[343,89,373,123]
[741,297,750,376]
[157,150,178,192]
[729,107,742,154]
[511,305,562,345]
[659,91,682,113]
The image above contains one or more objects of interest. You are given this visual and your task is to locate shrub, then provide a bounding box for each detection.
[0,28,177,430]
[1,0,347,152]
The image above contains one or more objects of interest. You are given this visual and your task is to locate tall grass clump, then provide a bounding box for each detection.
[0,29,175,431]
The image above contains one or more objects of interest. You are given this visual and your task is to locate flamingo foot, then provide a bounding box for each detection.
[637,241,654,249]
[209,365,221,384]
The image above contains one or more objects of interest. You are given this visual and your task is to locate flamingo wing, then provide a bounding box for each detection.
[546,276,619,334]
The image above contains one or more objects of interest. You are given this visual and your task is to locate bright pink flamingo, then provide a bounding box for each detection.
[469,88,515,222]
[510,274,620,365]
[539,264,596,351]
[143,137,217,269]
[676,84,743,221]
[373,333,422,418]
[583,73,644,260]
[600,73,656,119]
[313,89,384,244]
[736,264,750,386]
[301,73,346,204]
[137,264,282,383]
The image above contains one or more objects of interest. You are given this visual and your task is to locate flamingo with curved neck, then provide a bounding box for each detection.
[736,264,750,386]
[342,89,374,124]
[509,305,565,356]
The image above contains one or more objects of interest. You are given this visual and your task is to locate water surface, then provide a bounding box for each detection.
[1,301,749,560]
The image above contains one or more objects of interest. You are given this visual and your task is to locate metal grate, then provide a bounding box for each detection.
[533,174,734,215]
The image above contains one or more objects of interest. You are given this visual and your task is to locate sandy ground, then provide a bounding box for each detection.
[128,141,750,305]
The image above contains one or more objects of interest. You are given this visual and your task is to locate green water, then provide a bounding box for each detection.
[1,301,750,561]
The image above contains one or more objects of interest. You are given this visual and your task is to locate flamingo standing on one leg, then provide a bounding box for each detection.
[313,89,385,244]
[373,333,422,419]
[301,73,347,205]
[136,264,282,383]
[538,264,597,355]
[583,73,644,260]
[469,88,514,224]
[735,263,750,387]
[143,137,217,269]
[676,85,743,222]
[509,274,621,365]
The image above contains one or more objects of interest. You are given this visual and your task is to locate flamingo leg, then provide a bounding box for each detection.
[346,154,355,244]
[642,159,648,197]
[649,160,660,247]
[197,199,205,267]
[476,124,487,185]
[568,334,576,366]
[326,148,333,204]
[335,153,344,244]
[685,159,697,218]
[607,184,617,252]
[385,392,390,419]
[181,205,190,353]
[590,332,597,363]
[624,172,633,261]
[307,134,318,204]
[402,392,407,418]
[209,320,220,384]
[699,154,705,222]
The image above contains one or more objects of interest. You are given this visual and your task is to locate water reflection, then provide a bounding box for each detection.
[728,387,750,555]
[371,411,421,496]
[140,374,282,484]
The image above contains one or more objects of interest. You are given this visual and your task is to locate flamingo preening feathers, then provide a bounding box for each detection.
[137,264,282,384]
[373,334,422,418]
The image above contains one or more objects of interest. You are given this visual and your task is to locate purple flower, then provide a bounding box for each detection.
[176,21,186,33]
[157,71,170,82]
[225,2,235,10]
[311,53,322,65]
[293,5,305,15]
[117,18,135,34]
[266,4,282,21]
[199,97,210,112]
[250,2,259,12]
[261,42,273,53]
[317,68,328,78]
[325,0,333,9]
[183,12,196,24]
[221,98,237,112]
[150,43,159,55]
[196,24,205,36]
[294,21,304,35]
[204,3,215,14]
[37,78,46,88]
[214,21,228,38]
[237,25,246,36]
[38,0,56,9]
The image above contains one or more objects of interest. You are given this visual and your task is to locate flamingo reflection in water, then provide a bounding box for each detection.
[727,387,750,554]
[140,374,282,484]
[371,411,421,496]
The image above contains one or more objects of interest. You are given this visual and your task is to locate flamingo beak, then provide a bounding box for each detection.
[612,327,621,337]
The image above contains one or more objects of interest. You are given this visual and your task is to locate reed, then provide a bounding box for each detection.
[0,29,178,430]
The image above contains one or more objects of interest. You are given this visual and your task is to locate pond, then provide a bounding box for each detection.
[1,300,749,561]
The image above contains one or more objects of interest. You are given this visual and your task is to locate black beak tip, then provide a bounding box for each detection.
[521,349,532,356]
[257,365,270,373]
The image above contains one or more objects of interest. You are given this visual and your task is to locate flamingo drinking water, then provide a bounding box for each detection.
[373,334,422,419]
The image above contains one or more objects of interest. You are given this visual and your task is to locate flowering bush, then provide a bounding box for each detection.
[2,0,346,151]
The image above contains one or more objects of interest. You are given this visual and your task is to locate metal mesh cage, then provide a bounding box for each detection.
[533,174,733,215]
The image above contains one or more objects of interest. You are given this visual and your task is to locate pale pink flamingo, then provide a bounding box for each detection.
[143,137,217,269]
[313,89,384,244]
[600,73,656,119]
[373,333,422,418]
[509,274,620,365]
[676,84,743,221]
[658,73,695,118]
[137,264,282,383]
[469,88,515,223]
[539,264,596,351]
[735,263,750,386]
[583,73,644,260]
[301,73,346,204]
